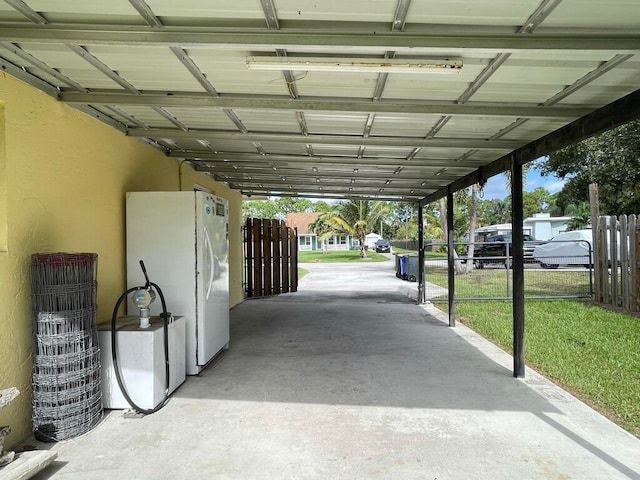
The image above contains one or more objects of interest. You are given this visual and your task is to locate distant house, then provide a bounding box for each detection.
[523,213,571,241]
[286,212,355,251]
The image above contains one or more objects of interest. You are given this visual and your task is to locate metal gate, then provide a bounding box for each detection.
[243,218,298,298]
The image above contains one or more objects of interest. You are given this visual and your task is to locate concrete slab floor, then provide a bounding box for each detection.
[27,261,640,479]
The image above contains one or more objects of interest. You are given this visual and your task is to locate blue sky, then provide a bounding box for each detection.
[479,165,567,200]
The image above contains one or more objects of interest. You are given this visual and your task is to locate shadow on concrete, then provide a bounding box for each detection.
[175,293,558,415]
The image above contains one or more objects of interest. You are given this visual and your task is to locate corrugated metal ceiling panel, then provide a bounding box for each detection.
[0,0,638,201]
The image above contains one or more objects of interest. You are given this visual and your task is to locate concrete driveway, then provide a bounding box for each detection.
[26,259,640,479]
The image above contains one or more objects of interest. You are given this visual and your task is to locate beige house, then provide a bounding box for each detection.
[286,212,354,251]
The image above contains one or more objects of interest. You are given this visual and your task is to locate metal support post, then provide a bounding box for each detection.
[511,157,525,378]
[417,202,425,304]
[447,191,455,327]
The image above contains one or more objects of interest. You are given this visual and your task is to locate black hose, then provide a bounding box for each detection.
[110,282,171,415]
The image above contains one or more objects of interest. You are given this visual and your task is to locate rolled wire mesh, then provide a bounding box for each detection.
[30,253,102,442]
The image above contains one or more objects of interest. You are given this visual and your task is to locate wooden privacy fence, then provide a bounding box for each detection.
[243,218,298,298]
[593,214,639,312]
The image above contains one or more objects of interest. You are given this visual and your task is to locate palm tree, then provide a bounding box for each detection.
[310,200,389,257]
[565,202,591,230]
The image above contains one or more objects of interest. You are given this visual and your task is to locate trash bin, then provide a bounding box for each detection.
[404,254,420,282]
[400,255,408,280]
[394,253,405,278]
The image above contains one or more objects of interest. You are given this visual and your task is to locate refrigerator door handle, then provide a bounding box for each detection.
[204,226,215,301]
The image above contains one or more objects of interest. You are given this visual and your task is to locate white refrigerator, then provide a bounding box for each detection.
[126,191,229,375]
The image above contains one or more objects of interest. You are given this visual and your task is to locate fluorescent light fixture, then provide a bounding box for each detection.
[246,56,462,74]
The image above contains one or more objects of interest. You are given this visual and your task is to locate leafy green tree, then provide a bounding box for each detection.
[313,200,334,213]
[242,199,280,219]
[275,198,315,216]
[522,187,552,217]
[243,197,331,219]
[537,120,640,215]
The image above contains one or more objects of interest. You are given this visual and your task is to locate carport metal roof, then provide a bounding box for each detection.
[1,0,639,203]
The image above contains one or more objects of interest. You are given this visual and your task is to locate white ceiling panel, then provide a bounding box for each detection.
[146,0,265,20]
[406,0,543,26]
[437,117,524,139]
[160,107,238,130]
[274,0,396,23]
[84,46,205,92]
[232,110,300,133]
[370,114,447,137]
[304,113,369,136]
[542,0,640,29]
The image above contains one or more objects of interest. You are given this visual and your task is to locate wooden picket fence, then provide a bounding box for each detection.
[243,218,298,298]
[593,214,639,312]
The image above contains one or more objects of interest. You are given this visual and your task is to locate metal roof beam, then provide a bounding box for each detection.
[225,180,432,194]
[1,24,639,51]
[133,129,520,149]
[193,166,462,182]
[171,151,481,168]
[64,92,594,118]
[242,191,421,202]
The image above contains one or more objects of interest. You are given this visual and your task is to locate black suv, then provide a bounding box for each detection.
[473,233,538,268]
[375,239,391,253]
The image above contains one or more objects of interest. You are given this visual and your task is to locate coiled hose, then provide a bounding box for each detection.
[110,269,170,414]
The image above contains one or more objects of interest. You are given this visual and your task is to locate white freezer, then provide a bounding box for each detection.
[126,191,229,375]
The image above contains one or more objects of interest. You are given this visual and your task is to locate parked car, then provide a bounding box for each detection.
[473,233,539,269]
[533,229,593,269]
[375,239,391,253]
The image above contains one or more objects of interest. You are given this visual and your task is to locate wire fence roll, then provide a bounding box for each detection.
[30,253,102,442]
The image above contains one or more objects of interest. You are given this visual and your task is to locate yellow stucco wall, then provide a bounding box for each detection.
[0,73,243,448]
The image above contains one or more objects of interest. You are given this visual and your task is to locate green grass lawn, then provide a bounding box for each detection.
[432,298,640,438]
[392,247,447,258]
[298,250,390,263]
[298,267,309,279]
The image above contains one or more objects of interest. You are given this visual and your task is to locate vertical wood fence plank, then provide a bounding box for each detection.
[291,227,298,292]
[253,219,263,297]
[273,220,282,295]
[597,216,607,304]
[611,216,619,307]
[245,218,253,298]
[621,215,629,310]
[263,219,273,296]
[633,217,636,310]
[633,216,640,311]
[282,226,290,293]
[600,217,610,304]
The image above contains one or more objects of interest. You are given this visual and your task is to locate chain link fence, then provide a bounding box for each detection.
[421,239,593,301]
